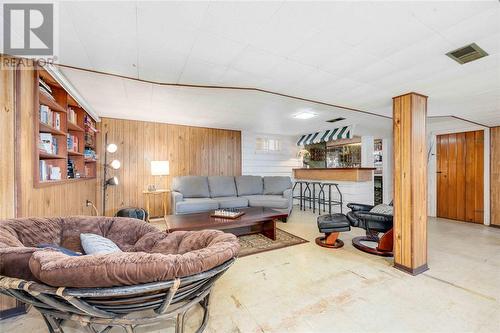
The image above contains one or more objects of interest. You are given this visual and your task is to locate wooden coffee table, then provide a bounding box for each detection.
[166,207,288,240]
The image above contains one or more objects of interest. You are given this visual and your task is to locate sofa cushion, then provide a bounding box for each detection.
[172,176,210,198]
[208,176,237,197]
[213,197,248,209]
[235,176,263,196]
[242,195,289,209]
[263,176,292,195]
[176,198,219,214]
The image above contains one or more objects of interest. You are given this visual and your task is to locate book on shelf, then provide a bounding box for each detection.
[39,77,52,93]
[67,133,79,152]
[67,159,81,179]
[39,133,58,155]
[39,105,61,130]
[68,107,77,124]
[84,132,95,147]
[84,114,98,132]
[39,160,61,181]
[39,78,54,99]
[84,148,98,161]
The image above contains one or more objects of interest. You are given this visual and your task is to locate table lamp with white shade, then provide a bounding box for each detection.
[149,160,169,191]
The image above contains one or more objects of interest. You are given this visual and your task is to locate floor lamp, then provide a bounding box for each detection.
[102,132,121,216]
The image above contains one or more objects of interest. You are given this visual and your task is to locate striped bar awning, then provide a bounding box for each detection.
[296,125,353,146]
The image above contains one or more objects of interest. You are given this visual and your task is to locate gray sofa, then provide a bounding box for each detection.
[171,175,293,216]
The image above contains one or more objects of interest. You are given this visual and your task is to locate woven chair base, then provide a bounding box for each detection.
[0,259,235,333]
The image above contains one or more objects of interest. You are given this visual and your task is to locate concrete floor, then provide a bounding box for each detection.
[2,208,500,333]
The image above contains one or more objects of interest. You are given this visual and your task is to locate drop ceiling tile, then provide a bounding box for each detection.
[474,32,500,56]
[230,47,283,77]
[123,79,153,109]
[138,48,187,83]
[404,1,497,32]
[178,57,227,85]
[288,32,355,68]
[287,69,340,96]
[58,7,93,69]
[200,1,282,43]
[264,60,316,90]
[137,1,209,31]
[189,32,247,67]
[216,67,271,88]
[383,34,455,70]
[247,2,322,56]
[321,46,379,77]
[300,2,378,46]
[439,8,500,47]
[351,7,435,59]
[61,2,138,77]
[138,25,198,57]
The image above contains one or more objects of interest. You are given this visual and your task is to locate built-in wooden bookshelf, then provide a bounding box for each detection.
[35,69,99,186]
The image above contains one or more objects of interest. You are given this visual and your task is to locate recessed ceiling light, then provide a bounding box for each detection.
[293,111,317,120]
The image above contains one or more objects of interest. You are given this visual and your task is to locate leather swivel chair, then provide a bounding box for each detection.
[346,203,393,257]
[115,207,148,221]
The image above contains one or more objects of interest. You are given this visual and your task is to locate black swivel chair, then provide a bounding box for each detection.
[346,203,393,257]
[115,207,148,221]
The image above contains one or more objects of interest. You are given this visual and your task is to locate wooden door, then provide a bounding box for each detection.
[437,131,484,223]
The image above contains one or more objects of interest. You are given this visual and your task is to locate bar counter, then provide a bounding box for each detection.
[293,167,376,182]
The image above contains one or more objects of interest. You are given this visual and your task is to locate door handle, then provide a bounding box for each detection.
[436,171,442,174]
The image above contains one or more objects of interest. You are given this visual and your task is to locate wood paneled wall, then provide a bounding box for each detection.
[492,127,500,226]
[393,92,428,275]
[0,60,15,219]
[0,57,26,319]
[98,118,242,216]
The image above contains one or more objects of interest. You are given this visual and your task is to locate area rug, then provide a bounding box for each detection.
[237,228,308,257]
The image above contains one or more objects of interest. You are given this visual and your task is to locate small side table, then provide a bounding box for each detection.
[142,189,170,222]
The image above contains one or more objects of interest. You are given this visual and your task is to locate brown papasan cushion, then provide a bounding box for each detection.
[0,217,239,288]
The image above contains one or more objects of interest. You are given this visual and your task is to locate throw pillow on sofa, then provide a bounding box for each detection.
[80,233,122,255]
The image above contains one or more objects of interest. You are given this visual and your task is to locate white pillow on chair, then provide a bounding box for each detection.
[80,233,122,255]
[369,204,394,216]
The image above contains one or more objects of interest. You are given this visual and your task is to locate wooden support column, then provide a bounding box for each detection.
[393,92,429,275]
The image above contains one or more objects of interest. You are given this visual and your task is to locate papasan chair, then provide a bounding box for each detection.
[0,216,240,333]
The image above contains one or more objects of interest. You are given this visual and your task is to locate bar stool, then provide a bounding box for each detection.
[304,181,321,213]
[292,180,309,210]
[318,182,343,215]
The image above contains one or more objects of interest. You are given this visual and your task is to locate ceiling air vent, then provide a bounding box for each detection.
[446,43,488,64]
[326,117,346,123]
